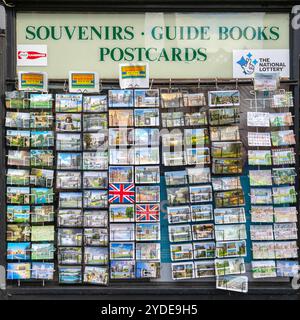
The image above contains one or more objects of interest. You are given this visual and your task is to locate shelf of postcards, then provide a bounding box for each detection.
[160,90,248,292]
[246,89,299,279]
[5,92,56,284]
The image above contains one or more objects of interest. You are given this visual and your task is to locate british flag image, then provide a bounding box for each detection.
[136,204,160,222]
[109,184,135,203]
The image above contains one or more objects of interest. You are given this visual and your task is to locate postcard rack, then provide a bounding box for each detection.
[2,77,299,294]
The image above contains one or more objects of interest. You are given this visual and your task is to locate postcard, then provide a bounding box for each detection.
[31,205,54,223]
[247,112,270,127]
[167,206,191,224]
[135,166,160,184]
[184,128,209,146]
[212,177,241,191]
[59,192,82,208]
[31,187,53,205]
[110,260,135,279]
[193,242,216,260]
[7,242,31,260]
[109,109,134,127]
[273,186,296,204]
[250,225,274,241]
[108,89,134,107]
[167,187,189,205]
[208,90,240,107]
[58,228,82,246]
[212,159,242,175]
[271,92,293,108]
[248,150,272,166]
[57,153,81,170]
[276,261,299,277]
[31,262,54,280]
[214,207,246,224]
[83,132,108,150]
[252,242,275,259]
[110,223,135,241]
[58,247,82,264]
[163,151,185,166]
[56,171,81,189]
[274,223,298,240]
[165,170,187,186]
[84,210,108,228]
[215,258,245,276]
[83,228,108,246]
[210,126,240,142]
[135,128,160,146]
[271,130,295,147]
[83,151,108,170]
[30,112,53,129]
[185,111,207,126]
[250,188,273,205]
[56,113,81,132]
[58,209,82,227]
[214,190,245,208]
[136,223,160,241]
[161,112,184,127]
[190,185,213,203]
[29,93,51,109]
[136,262,160,279]
[186,148,210,165]
[84,266,108,285]
[215,224,247,241]
[192,224,214,241]
[275,241,298,259]
[109,184,135,204]
[136,185,160,203]
[83,114,107,131]
[31,225,54,242]
[171,243,193,261]
[109,128,134,146]
[31,243,54,260]
[216,275,248,293]
[216,240,247,258]
[55,94,82,112]
[83,171,108,189]
[136,243,160,260]
[6,111,30,128]
[7,224,30,242]
[195,261,215,278]
[5,91,29,109]
[162,132,183,148]
[59,266,82,284]
[249,170,272,186]
[209,108,239,126]
[135,147,160,165]
[7,186,30,204]
[7,169,29,186]
[7,263,31,280]
[250,206,274,223]
[161,92,183,108]
[272,167,296,185]
[135,89,160,108]
[84,190,108,208]
[30,168,54,187]
[134,108,159,127]
[272,148,295,165]
[30,150,53,167]
[110,242,135,260]
[269,112,293,127]
[7,205,30,223]
[109,204,134,222]
[136,204,160,222]
[274,207,298,223]
[171,262,194,280]
[168,225,192,242]
[8,150,30,167]
[6,130,30,147]
[212,141,242,158]
[109,148,134,165]
[31,131,54,148]
[248,132,271,147]
[191,204,213,222]
[84,247,108,265]
[183,93,206,107]
[83,95,107,112]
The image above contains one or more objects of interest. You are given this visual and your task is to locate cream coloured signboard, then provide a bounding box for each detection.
[16,12,289,79]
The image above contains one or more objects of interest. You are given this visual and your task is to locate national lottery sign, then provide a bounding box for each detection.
[233,49,289,78]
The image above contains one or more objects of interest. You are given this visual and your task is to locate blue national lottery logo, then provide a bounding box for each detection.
[237,52,258,75]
